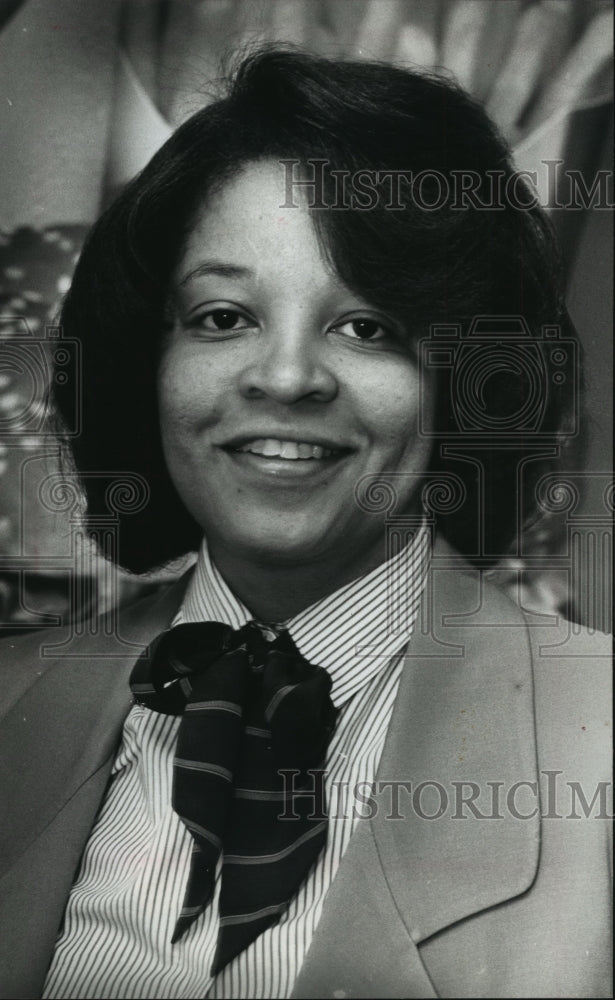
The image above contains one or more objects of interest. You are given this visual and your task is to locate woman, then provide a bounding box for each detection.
[0,49,610,999]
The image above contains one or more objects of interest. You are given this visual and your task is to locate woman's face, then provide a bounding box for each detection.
[158,160,434,577]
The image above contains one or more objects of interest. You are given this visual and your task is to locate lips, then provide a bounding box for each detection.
[222,435,351,461]
[234,438,337,460]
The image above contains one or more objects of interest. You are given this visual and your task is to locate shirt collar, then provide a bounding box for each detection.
[174,523,431,708]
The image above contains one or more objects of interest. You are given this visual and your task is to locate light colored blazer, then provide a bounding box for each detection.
[0,544,611,999]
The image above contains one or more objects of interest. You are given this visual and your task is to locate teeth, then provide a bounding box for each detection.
[235,438,334,460]
[261,438,282,457]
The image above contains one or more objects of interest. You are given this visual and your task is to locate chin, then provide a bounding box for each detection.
[237,534,331,568]
[209,515,348,569]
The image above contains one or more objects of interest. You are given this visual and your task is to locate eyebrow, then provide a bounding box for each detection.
[177,260,253,288]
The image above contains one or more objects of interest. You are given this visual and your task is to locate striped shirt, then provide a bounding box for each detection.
[43,525,430,1000]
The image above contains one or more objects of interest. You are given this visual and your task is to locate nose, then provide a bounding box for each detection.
[238,324,338,404]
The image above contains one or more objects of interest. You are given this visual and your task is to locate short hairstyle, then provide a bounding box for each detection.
[53,46,580,573]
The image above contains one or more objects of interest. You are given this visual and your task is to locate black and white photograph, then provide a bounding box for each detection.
[0,2,612,997]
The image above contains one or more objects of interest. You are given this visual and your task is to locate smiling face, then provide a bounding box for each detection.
[158,160,434,586]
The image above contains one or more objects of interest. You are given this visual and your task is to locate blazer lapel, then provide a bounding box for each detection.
[293,546,539,998]
[291,816,439,999]
[0,575,189,998]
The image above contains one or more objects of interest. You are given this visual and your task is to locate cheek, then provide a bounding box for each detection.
[157,350,220,436]
[358,365,424,445]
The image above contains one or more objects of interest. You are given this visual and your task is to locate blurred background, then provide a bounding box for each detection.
[0,0,612,634]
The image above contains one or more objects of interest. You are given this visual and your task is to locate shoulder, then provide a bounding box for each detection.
[0,626,69,719]
[0,572,189,719]
[433,547,611,780]
[451,556,611,733]
[525,616,611,781]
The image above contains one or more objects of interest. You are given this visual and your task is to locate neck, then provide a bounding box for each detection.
[207,540,390,622]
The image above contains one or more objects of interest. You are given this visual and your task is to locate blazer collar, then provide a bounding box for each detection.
[292,541,539,997]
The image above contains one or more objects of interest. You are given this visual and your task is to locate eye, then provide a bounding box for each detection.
[195,307,255,332]
[330,316,393,342]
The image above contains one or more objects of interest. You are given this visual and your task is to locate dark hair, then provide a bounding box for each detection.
[54,46,580,573]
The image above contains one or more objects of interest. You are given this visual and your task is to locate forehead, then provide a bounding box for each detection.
[174,160,336,292]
